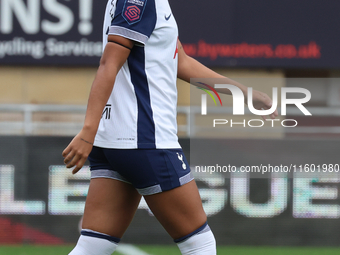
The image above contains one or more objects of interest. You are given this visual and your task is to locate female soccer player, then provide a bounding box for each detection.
[63,0,278,254]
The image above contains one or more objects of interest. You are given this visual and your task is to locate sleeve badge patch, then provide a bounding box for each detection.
[122,0,147,25]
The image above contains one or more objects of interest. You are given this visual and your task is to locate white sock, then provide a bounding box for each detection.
[69,230,119,255]
[176,227,216,255]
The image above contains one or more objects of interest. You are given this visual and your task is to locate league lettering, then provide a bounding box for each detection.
[1,165,339,218]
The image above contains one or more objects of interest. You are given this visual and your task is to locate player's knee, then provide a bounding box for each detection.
[175,222,216,255]
[69,229,120,255]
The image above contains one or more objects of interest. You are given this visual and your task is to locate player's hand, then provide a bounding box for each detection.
[62,129,94,174]
[247,89,278,120]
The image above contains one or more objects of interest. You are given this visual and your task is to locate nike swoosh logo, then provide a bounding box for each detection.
[165,13,172,21]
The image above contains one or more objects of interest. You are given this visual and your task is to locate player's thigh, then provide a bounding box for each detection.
[144,180,206,240]
[82,178,141,238]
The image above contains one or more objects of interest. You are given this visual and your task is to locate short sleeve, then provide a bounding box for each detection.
[109,0,157,45]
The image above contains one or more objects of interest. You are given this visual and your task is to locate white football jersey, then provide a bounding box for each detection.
[94,0,180,149]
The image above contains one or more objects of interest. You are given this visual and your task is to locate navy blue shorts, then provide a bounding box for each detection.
[88,147,193,195]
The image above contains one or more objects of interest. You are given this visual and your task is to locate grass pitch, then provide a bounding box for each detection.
[1,245,340,255]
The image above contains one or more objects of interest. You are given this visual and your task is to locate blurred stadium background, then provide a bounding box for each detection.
[1,0,340,254]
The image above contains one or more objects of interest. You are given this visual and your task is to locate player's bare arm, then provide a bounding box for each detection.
[177,39,278,120]
[62,35,134,174]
